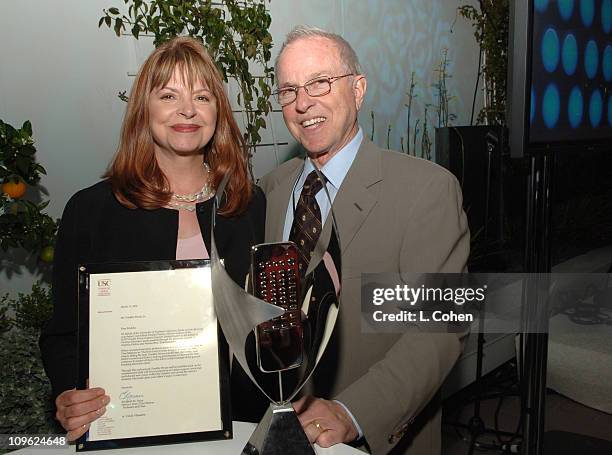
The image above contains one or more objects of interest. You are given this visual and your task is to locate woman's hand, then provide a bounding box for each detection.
[55,388,110,441]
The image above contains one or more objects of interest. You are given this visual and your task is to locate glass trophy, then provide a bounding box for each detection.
[210,173,341,455]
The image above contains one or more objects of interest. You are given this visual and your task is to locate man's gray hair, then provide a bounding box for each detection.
[274,25,362,78]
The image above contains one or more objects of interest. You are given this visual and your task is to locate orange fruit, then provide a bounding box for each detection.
[2,180,27,199]
[40,245,55,263]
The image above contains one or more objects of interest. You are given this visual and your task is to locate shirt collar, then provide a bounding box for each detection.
[303,127,363,190]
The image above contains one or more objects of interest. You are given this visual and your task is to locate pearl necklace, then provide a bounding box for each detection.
[166,163,214,211]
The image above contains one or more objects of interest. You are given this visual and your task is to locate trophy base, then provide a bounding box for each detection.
[242,403,315,455]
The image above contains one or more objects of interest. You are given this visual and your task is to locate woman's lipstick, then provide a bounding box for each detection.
[171,124,201,132]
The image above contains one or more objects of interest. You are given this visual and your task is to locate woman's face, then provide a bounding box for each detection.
[148,68,217,157]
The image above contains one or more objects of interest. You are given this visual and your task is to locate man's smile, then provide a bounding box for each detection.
[301,117,327,128]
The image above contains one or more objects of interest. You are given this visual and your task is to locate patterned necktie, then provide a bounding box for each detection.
[290,170,325,275]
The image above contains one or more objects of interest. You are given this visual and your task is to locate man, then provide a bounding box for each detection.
[259,26,470,455]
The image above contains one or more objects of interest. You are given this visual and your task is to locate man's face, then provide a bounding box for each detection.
[276,37,366,163]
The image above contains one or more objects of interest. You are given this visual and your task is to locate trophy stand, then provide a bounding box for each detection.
[243,402,314,455]
[242,367,315,455]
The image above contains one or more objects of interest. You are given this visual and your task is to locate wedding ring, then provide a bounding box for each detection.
[311,420,324,431]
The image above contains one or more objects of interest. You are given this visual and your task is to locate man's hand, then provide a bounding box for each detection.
[293,396,359,447]
[55,388,110,441]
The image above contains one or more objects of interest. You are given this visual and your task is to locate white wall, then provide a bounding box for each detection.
[0,0,481,294]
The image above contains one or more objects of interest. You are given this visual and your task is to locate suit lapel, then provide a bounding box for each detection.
[310,139,382,270]
[265,159,304,243]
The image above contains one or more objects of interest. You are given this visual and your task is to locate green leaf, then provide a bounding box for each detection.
[131,24,140,39]
[105,15,111,27]
[22,121,32,136]
[114,18,124,36]
[15,156,30,176]
[19,144,35,157]
[109,7,120,15]
[5,122,17,139]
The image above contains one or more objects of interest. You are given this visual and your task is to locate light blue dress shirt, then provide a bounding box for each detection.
[281,127,365,439]
[282,128,363,240]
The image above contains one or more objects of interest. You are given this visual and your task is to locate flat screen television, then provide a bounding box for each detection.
[508,0,612,156]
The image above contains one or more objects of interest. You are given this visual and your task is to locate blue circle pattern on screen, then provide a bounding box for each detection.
[542,28,560,72]
[589,90,603,127]
[543,84,561,128]
[580,0,595,26]
[531,87,536,123]
[568,86,584,127]
[603,0,612,33]
[562,34,578,75]
[558,0,575,20]
[584,40,599,79]
[535,0,549,12]
[603,45,612,81]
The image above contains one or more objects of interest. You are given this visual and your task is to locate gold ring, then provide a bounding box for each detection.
[312,421,323,431]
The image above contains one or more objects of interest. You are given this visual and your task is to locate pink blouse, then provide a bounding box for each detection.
[175,232,209,260]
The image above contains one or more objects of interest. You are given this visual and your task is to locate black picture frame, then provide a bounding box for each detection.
[76,260,232,451]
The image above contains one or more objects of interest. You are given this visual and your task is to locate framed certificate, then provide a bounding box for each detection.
[76,260,232,451]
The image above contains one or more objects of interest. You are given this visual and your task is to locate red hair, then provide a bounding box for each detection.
[105,36,252,216]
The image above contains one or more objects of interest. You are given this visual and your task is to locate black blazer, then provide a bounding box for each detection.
[39,180,265,403]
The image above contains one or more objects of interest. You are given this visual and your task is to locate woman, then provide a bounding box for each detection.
[39,36,265,441]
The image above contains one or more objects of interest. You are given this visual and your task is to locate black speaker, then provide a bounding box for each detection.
[435,126,507,270]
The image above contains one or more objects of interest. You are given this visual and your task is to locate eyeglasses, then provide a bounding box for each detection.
[274,74,354,106]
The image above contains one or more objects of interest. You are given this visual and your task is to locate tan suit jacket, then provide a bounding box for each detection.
[259,138,470,455]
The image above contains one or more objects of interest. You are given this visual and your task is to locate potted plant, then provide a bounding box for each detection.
[0,119,58,262]
[1,118,60,437]
[0,282,57,435]
[432,1,511,270]
[458,0,509,126]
